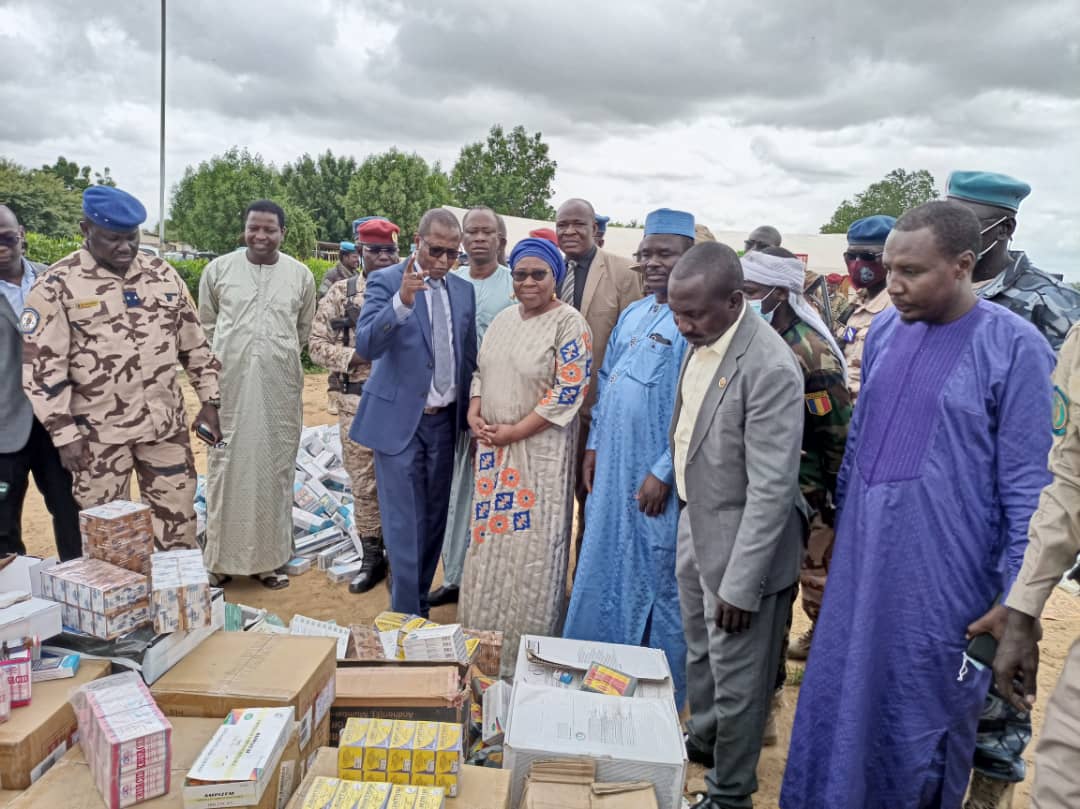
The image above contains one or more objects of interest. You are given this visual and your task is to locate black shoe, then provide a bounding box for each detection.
[684,733,715,768]
[349,536,388,594]
[427,585,460,606]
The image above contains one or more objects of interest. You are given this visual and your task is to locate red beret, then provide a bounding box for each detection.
[826,273,843,284]
[529,227,558,245]
[356,218,400,244]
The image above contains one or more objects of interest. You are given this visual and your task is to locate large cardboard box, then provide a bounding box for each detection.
[519,759,659,809]
[150,633,336,756]
[7,716,303,809]
[0,658,110,789]
[504,684,686,809]
[284,747,509,809]
[330,666,469,746]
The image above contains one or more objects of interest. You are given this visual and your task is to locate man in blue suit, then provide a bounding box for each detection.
[351,208,477,617]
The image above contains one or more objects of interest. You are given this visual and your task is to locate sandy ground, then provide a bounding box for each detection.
[17,373,1080,808]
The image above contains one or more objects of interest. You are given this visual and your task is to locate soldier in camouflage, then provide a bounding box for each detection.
[318,241,361,416]
[946,172,1080,809]
[21,186,221,550]
[308,217,401,594]
[948,170,1080,352]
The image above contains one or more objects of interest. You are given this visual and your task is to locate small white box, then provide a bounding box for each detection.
[0,596,63,644]
[482,680,510,745]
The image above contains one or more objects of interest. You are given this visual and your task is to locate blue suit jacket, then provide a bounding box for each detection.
[350,259,477,455]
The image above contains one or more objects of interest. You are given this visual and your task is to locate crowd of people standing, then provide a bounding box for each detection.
[2,168,1080,808]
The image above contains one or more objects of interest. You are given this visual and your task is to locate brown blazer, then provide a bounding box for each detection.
[579,248,643,418]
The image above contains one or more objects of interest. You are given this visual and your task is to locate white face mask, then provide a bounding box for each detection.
[748,288,777,324]
[977,215,1009,260]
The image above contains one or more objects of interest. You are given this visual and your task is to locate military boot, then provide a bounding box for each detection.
[349,536,388,594]
[964,773,1016,809]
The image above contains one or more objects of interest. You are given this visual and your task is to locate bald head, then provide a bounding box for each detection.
[746,225,782,252]
[556,198,598,260]
[0,206,19,229]
[667,242,746,346]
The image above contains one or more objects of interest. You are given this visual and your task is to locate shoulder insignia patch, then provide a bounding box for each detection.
[19,307,40,334]
[806,390,833,416]
[843,326,857,344]
[1053,385,1068,436]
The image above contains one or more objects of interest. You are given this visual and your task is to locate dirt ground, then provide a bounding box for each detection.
[17,373,1080,808]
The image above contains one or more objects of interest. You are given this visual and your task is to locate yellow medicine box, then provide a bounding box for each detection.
[435,723,463,774]
[388,720,417,772]
[302,776,344,809]
[339,717,372,771]
[362,718,394,772]
[410,721,440,775]
[434,773,459,798]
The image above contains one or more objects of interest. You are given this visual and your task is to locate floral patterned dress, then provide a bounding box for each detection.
[459,303,592,675]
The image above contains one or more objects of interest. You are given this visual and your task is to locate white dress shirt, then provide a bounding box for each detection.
[392,263,457,407]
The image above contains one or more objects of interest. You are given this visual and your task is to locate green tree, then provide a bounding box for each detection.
[821,169,939,233]
[281,150,358,241]
[0,159,82,237]
[41,156,115,191]
[343,149,452,245]
[450,125,557,219]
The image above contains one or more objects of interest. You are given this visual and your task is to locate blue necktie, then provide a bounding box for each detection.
[430,280,452,394]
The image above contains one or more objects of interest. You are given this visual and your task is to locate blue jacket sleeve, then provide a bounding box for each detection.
[997,331,1056,595]
[354,268,403,361]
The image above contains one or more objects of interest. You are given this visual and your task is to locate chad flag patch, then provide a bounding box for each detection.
[805,390,833,416]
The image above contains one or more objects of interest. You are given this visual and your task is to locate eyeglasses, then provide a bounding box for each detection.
[422,244,460,259]
[843,250,883,263]
[361,244,398,255]
[0,232,21,248]
[744,239,769,251]
[511,269,551,282]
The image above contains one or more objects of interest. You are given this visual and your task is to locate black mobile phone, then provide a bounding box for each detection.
[195,422,227,449]
[966,632,998,668]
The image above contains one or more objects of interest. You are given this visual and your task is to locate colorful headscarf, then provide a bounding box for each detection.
[509,237,567,285]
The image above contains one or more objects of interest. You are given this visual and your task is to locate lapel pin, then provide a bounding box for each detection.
[718,376,727,389]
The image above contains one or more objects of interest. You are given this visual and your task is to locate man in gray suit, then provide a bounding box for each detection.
[667,242,806,809]
[0,206,80,559]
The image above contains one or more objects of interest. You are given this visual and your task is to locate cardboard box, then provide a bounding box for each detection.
[0,658,110,789]
[480,681,509,746]
[7,716,303,809]
[0,555,56,599]
[43,559,148,615]
[512,636,675,704]
[0,598,62,646]
[330,667,468,746]
[150,633,336,756]
[150,551,211,635]
[503,684,686,809]
[519,760,658,809]
[285,748,509,809]
[140,590,225,684]
[183,708,294,808]
[79,501,154,576]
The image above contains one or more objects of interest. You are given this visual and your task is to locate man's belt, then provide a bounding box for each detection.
[341,380,365,396]
[423,405,449,415]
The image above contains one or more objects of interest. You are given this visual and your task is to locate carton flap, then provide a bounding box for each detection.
[523,636,670,682]
[334,665,460,707]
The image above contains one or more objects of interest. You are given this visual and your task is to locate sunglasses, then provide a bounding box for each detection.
[744,239,768,251]
[0,232,21,248]
[511,269,551,283]
[843,250,883,263]
[361,244,397,255]
[422,244,460,259]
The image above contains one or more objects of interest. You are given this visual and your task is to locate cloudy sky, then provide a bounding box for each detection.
[4,1,1078,273]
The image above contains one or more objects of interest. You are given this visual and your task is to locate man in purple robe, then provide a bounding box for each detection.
[781,201,1055,809]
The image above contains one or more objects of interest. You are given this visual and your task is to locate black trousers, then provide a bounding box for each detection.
[0,419,82,560]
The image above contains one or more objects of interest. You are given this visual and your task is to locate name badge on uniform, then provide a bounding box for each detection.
[843,326,857,344]
[123,290,142,308]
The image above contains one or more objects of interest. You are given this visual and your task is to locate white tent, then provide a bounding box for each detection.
[445,206,851,276]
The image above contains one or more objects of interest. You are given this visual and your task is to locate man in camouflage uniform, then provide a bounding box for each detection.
[742,248,852,653]
[21,186,221,549]
[834,215,895,403]
[307,217,401,594]
[946,171,1080,809]
[318,241,360,416]
[948,170,1080,351]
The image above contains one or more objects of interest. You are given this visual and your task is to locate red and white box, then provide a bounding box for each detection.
[70,672,173,809]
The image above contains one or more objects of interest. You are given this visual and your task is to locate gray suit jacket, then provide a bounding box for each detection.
[0,259,41,453]
[671,310,808,612]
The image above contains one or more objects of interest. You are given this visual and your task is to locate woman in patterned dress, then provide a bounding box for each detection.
[459,237,593,675]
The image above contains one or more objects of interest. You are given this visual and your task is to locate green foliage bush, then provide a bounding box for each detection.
[24,232,82,265]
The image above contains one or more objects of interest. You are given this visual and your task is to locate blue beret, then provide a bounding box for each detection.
[594,214,610,234]
[82,186,146,232]
[644,208,695,239]
[339,241,357,253]
[947,171,1031,213]
[846,214,896,245]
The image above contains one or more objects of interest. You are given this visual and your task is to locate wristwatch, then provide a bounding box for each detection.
[207,397,221,408]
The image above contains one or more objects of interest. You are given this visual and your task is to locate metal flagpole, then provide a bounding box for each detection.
[158,0,166,247]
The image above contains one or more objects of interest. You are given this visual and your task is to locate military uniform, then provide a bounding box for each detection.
[319,260,360,407]
[1005,323,1080,807]
[307,275,380,539]
[21,249,220,549]
[782,319,852,622]
[318,260,358,299]
[836,287,891,403]
[976,250,1080,351]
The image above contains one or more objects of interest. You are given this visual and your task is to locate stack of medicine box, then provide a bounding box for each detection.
[71,672,173,809]
[301,777,445,808]
[149,549,212,634]
[79,500,155,576]
[42,558,150,640]
[337,718,463,796]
